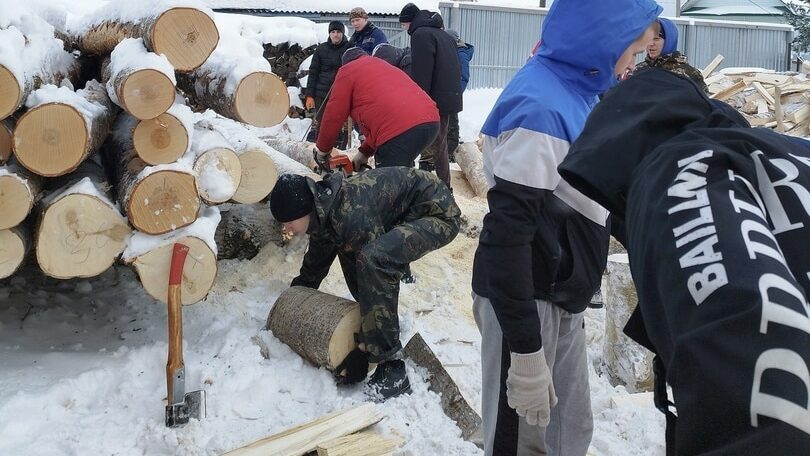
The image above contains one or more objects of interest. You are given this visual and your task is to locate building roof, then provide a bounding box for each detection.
[202,1,440,15]
[682,0,789,16]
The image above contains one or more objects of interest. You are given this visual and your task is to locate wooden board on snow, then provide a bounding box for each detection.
[701,54,724,78]
[316,432,402,456]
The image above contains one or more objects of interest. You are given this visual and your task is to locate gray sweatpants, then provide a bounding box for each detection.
[473,293,593,456]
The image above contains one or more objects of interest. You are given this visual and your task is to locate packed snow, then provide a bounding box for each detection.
[25,82,108,132]
[123,206,221,261]
[69,0,215,33]
[40,177,120,213]
[215,13,325,49]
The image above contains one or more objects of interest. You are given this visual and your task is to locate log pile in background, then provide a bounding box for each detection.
[263,42,317,87]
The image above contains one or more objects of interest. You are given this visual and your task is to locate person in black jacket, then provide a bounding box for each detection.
[305,21,351,143]
[348,7,387,55]
[399,3,462,188]
[560,68,810,455]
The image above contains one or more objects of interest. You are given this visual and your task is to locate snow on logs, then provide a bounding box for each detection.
[177,33,289,128]
[0,14,81,120]
[103,39,176,120]
[267,286,363,372]
[0,225,30,280]
[188,126,241,204]
[133,103,195,165]
[0,159,42,230]
[75,4,219,72]
[13,81,115,177]
[107,114,200,235]
[34,159,131,279]
[123,207,219,305]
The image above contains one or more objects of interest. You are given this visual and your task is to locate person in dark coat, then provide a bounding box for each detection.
[348,7,387,55]
[445,29,474,161]
[399,4,462,188]
[559,68,810,456]
[371,43,411,76]
[304,21,351,143]
[269,168,461,400]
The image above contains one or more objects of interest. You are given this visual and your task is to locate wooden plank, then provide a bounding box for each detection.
[747,116,776,127]
[756,99,769,115]
[223,404,384,456]
[709,80,746,100]
[753,73,793,85]
[775,86,785,132]
[611,392,655,409]
[752,82,775,106]
[701,54,724,78]
[316,432,402,456]
[703,73,726,87]
[788,104,810,124]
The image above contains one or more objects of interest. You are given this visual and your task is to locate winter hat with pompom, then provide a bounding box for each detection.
[270,174,314,222]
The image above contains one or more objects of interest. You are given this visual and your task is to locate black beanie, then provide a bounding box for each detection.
[399,3,419,22]
[341,46,367,65]
[328,20,345,34]
[270,174,315,223]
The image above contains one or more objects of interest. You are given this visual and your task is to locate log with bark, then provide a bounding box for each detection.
[0,119,14,165]
[0,16,81,120]
[75,5,219,72]
[13,80,115,177]
[214,203,283,260]
[34,158,131,279]
[261,137,316,169]
[102,38,176,120]
[177,33,289,127]
[0,159,42,230]
[189,126,242,204]
[122,207,219,305]
[454,142,489,198]
[106,114,200,235]
[0,225,31,280]
[133,103,195,165]
[266,286,363,372]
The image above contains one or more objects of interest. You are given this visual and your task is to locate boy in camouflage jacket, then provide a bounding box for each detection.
[270,167,461,399]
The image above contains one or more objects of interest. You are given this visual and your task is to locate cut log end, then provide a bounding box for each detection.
[120,69,176,120]
[232,149,278,204]
[193,147,242,204]
[152,8,219,72]
[0,65,22,120]
[0,228,27,279]
[127,170,200,235]
[234,72,290,127]
[0,174,33,230]
[13,103,88,177]
[0,120,12,164]
[133,112,189,165]
[36,194,131,279]
[132,236,217,305]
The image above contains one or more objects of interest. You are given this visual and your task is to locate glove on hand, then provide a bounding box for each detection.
[313,147,331,173]
[305,96,315,110]
[506,349,557,427]
[352,151,369,171]
[334,347,369,384]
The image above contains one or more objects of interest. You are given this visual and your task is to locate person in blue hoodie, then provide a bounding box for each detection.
[634,18,708,93]
[471,0,661,454]
[446,29,474,161]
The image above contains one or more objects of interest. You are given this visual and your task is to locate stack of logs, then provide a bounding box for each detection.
[0,2,314,305]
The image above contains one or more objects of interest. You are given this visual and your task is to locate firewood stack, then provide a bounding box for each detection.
[0,1,308,304]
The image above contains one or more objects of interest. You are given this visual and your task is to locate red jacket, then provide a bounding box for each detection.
[316,55,439,156]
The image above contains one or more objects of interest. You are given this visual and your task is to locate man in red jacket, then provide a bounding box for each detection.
[314,47,440,173]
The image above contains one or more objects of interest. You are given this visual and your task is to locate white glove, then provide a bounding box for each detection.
[506,349,557,427]
[352,151,369,171]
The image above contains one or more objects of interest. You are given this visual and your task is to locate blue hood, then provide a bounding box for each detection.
[536,0,662,96]
[659,18,679,55]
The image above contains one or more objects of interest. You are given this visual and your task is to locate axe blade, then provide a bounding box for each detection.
[165,389,206,428]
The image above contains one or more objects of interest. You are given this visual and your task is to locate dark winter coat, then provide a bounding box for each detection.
[407,10,462,115]
[457,43,474,92]
[305,37,351,100]
[349,23,387,55]
[560,68,810,455]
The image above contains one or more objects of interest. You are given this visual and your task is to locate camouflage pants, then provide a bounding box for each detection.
[338,215,460,363]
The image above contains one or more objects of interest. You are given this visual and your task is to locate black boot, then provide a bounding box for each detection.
[365,359,411,401]
[401,265,416,284]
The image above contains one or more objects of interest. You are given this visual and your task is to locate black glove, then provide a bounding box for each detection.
[333,348,369,385]
[313,147,330,174]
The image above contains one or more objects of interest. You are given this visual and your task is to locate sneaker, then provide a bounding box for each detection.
[365,359,412,401]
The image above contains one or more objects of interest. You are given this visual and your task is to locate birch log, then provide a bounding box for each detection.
[454,142,489,198]
[0,159,42,230]
[106,114,200,235]
[262,137,316,169]
[133,103,194,165]
[267,287,363,372]
[1,119,14,165]
[189,126,242,204]
[177,33,289,127]
[13,81,115,177]
[103,38,176,120]
[0,225,30,280]
[75,5,219,72]
[34,158,131,279]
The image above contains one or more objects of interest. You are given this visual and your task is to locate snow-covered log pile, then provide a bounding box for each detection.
[706,56,810,137]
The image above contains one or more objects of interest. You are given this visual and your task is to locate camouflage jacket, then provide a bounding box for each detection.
[635,52,709,93]
[291,167,461,289]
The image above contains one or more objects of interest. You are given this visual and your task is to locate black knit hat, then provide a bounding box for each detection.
[399,3,419,23]
[341,46,367,65]
[328,21,345,34]
[270,174,314,223]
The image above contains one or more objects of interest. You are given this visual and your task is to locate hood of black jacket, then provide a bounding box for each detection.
[307,173,343,234]
[408,10,443,35]
[558,68,749,219]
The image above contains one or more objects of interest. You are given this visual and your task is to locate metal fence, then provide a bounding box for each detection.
[438,1,794,90]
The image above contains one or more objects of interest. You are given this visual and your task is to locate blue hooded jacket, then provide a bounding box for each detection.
[458,44,474,92]
[659,18,679,55]
[473,0,661,354]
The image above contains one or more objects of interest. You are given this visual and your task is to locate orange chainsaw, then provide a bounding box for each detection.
[314,150,355,177]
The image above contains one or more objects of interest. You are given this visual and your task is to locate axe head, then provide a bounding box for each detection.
[165,389,206,427]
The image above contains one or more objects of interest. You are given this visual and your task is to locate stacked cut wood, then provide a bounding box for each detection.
[705,55,810,137]
[263,42,318,87]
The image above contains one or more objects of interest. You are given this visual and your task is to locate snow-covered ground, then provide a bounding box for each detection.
[0,88,664,455]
